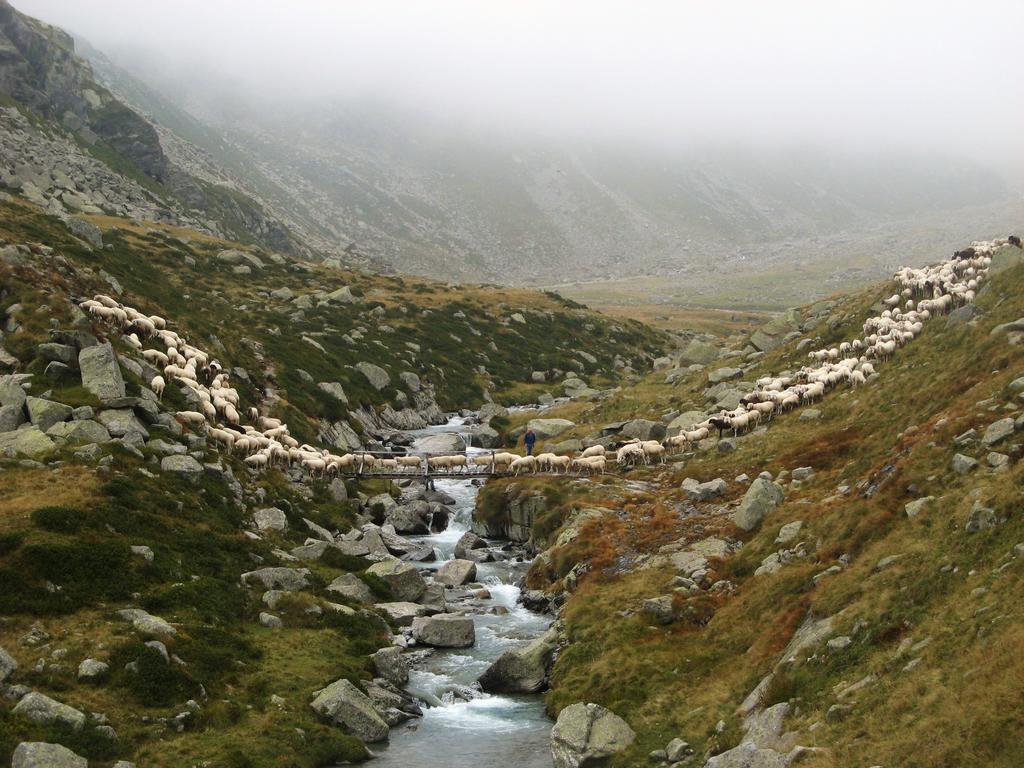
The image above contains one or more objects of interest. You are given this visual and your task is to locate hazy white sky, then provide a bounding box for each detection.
[17,0,1024,172]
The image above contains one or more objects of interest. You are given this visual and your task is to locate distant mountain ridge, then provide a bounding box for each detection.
[0,0,306,257]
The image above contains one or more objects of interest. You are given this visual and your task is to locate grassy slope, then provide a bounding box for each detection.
[515,247,1024,766]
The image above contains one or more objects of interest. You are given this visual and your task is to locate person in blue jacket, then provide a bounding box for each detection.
[523,428,537,456]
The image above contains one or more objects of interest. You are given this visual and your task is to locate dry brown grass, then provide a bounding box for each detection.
[0,466,102,532]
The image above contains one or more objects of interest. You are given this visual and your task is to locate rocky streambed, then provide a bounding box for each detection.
[369,418,555,767]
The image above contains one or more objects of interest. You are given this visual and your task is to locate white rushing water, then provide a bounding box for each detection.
[370,417,554,767]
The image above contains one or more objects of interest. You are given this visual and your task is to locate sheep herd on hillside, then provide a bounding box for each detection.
[75,237,1011,480]
[663,238,1007,452]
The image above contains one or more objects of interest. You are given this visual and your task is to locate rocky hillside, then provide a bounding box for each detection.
[473,239,1024,767]
[71,22,1016,287]
[0,185,668,765]
[0,0,304,258]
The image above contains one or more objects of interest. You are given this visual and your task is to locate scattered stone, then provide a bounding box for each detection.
[77,658,109,682]
[904,496,934,518]
[799,409,822,421]
[259,612,283,629]
[25,397,72,431]
[375,602,427,626]
[253,507,289,532]
[241,567,311,592]
[965,501,998,533]
[682,477,728,502]
[982,417,1015,446]
[791,466,813,481]
[775,521,803,545]
[116,608,177,636]
[952,453,978,475]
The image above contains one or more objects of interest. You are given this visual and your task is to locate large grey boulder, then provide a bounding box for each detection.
[356,362,391,390]
[527,418,576,440]
[479,626,558,693]
[77,658,109,681]
[620,419,666,441]
[12,743,88,768]
[241,567,311,592]
[160,454,204,478]
[550,702,636,768]
[310,678,389,742]
[386,502,431,534]
[318,381,349,403]
[327,574,376,604]
[366,559,426,602]
[678,339,720,366]
[46,419,110,444]
[982,417,1015,447]
[371,646,409,686]
[708,366,743,384]
[732,478,785,531]
[0,645,16,682]
[253,507,289,532]
[411,615,475,647]
[434,558,477,586]
[25,397,72,431]
[79,342,125,400]
[12,692,86,730]
[0,426,55,458]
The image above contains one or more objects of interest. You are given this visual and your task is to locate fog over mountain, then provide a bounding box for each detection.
[14,0,1024,286]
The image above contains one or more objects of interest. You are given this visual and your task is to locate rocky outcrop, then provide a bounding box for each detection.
[472,482,548,544]
[550,702,636,768]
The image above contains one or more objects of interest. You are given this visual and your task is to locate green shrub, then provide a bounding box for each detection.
[0,532,24,555]
[110,644,201,707]
[30,505,88,533]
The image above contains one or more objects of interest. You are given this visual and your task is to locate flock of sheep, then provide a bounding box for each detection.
[665,238,1004,450]
[76,237,1008,481]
